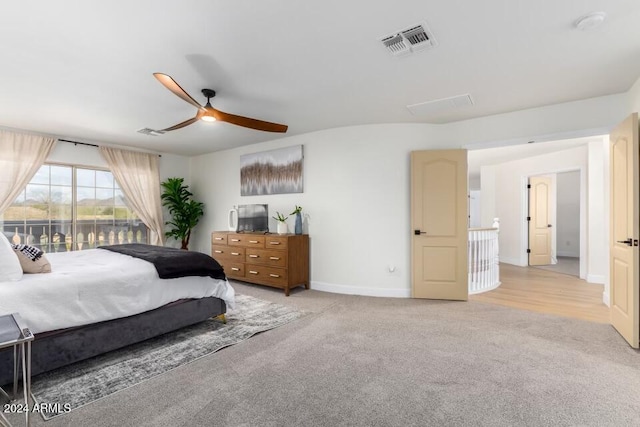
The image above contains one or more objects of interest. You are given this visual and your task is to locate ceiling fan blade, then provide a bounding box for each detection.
[212,108,288,133]
[160,113,202,132]
[153,73,204,111]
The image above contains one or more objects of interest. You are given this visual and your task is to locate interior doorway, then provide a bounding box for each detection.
[466,135,609,323]
[535,171,580,276]
[528,170,581,278]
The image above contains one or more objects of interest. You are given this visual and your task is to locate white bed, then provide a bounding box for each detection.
[0,248,235,334]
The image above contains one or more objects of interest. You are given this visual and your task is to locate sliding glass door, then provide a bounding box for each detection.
[2,164,147,252]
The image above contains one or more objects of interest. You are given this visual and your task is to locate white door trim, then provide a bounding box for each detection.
[520,167,587,280]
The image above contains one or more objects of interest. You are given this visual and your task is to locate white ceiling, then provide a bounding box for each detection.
[1,1,639,156]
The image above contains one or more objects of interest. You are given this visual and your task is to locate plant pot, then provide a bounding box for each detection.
[277,222,288,235]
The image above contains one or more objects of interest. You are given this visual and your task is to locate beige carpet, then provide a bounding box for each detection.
[29,294,305,420]
[13,279,640,427]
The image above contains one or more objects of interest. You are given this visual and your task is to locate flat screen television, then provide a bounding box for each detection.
[237,204,269,232]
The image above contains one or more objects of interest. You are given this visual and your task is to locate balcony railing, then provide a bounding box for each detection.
[468,227,500,294]
[1,220,148,253]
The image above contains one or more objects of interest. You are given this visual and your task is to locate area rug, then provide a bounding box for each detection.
[30,294,305,420]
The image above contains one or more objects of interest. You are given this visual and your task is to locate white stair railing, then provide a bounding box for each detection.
[468,227,500,294]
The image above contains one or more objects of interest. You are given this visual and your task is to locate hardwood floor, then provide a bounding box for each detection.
[470,263,609,323]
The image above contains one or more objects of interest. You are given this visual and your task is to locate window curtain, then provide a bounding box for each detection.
[99,147,165,246]
[0,130,56,214]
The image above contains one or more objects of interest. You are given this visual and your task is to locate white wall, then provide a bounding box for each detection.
[480,166,497,229]
[481,145,588,271]
[556,171,580,257]
[480,140,609,288]
[468,175,481,191]
[587,139,609,292]
[458,93,627,148]
[190,124,457,297]
[469,190,481,228]
[188,91,630,297]
[627,75,640,114]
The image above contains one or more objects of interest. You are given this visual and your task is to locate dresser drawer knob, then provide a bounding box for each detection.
[249,254,259,258]
[231,252,240,256]
[269,274,280,278]
[249,240,259,244]
[214,237,223,240]
[214,250,222,254]
[269,241,280,245]
[269,257,280,260]
[249,270,259,275]
[231,239,240,242]
[231,267,240,271]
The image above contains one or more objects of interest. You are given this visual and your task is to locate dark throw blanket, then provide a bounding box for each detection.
[99,244,226,280]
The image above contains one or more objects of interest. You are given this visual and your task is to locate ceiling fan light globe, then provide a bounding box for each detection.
[201,115,216,122]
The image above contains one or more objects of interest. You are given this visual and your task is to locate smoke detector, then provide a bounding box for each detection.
[381,23,436,57]
[574,12,607,31]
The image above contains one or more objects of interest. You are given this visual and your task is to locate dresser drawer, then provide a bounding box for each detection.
[245,265,288,286]
[265,235,288,249]
[212,245,245,260]
[211,231,308,296]
[228,234,266,248]
[245,248,287,268]
[220,261,245,278]
[211,232,227,244]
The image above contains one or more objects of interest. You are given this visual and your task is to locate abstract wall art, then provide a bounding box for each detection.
[240,145,303,196]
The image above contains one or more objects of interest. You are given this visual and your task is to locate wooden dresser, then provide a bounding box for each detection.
[211,231,309,296]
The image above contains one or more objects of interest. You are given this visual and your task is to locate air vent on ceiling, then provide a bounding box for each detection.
[137,128,165,136]
[381,23,436,56]
[407,94,474,116]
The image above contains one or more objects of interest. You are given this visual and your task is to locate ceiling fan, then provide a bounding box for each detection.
[152,73,288,133]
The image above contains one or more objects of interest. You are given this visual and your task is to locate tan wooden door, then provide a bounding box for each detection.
[528,176,552,266]
[411,150,468,300]
[610,113,639,348]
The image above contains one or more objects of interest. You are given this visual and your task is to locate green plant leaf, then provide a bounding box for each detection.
[161,177,204,249]
[272,211,288,222]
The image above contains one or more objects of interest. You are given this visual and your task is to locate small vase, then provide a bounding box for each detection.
[277,222,288,235]
[294,212,302,235]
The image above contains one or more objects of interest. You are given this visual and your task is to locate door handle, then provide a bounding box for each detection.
[547,224,552,228]
[617,238,633,246]
[414,230,426,235]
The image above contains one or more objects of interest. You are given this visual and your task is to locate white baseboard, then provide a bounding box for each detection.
[499,256,525,267]
[586,274,605,284]
[311,281,411,298]
[557,251,579,258]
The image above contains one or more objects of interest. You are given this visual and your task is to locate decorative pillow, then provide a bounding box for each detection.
[0,233,23,281]
[11,244,51,274]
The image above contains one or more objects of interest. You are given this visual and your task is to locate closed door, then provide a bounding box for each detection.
[610,113,639,348]
[411,150,468,300]
[528,176,552,266]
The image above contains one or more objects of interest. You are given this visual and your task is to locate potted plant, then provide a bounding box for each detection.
[272,212,289,235]
[290,205,303,235]
[161,177,204,249]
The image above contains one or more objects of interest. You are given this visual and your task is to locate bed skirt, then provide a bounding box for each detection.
[0,297,226,386]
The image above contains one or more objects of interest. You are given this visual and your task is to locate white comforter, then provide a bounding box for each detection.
[0,248,235,334]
